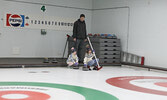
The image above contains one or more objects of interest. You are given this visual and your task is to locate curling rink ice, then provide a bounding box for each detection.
[0,66,167,100]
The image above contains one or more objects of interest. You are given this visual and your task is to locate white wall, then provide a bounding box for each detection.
[0,0,92,58]
[93,0,128,9]
[17,0,92,9]
[92,8,129,51]
[92,0,167,68]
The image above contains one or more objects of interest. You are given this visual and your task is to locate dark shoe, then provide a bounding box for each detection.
[93,66,98,70]
[87,66,92,71]
[79,61,83,64]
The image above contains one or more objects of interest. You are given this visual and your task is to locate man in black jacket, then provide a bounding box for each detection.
[73,14,87,63]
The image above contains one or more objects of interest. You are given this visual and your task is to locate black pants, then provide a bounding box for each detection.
[75,39,86,62]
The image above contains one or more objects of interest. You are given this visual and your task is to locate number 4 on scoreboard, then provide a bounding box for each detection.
[41,5,46,12]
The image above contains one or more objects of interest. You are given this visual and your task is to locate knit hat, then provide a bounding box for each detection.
[71,47,76,53]
[86,48,92,53]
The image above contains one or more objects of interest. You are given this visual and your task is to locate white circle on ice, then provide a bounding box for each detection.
[2,94,29,99]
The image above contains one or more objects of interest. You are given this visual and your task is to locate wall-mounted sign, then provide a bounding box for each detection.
[41,5,46,12]
[5,13,75,31]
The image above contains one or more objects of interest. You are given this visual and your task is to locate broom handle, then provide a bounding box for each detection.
[87,37,100,67]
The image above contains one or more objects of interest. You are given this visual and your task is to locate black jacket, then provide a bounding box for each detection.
[73,19,87,39]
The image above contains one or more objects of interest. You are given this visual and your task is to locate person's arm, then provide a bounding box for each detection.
[67,54,73,63]
[84,23,87,40]
[73,22,77,40]
[92,53,95,57]
[66,55,70,63]
[69,54,75,63]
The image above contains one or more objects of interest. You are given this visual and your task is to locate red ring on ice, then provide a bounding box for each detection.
[106,76,167,96]
[155,82,167,88]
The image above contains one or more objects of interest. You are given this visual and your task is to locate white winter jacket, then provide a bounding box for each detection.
[84,53,95,64]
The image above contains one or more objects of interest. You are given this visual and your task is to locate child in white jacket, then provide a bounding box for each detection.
[67,48,79,69]
[83,49,99,71]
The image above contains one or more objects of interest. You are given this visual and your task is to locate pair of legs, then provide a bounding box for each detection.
[75,39,86,62]
[82,59,99,71]
[67,62,78,67]
[87,59,99,67]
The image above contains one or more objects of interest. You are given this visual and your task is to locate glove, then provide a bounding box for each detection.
[92,50,95,53]
[84,64,87,67]
[74,62,78,66]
